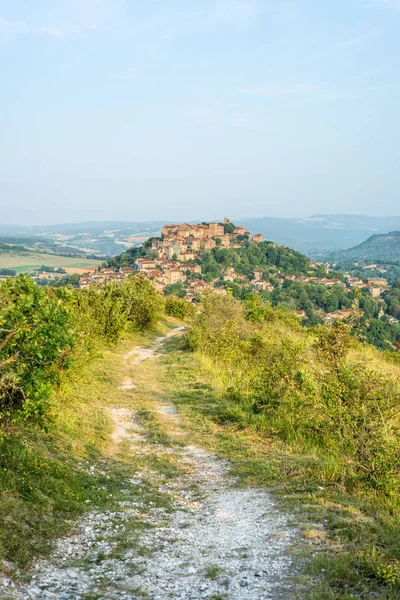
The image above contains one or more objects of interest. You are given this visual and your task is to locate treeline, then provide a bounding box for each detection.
[270,280,400,349]
[0,242,31,254]
[384,281,400,319]
[336,260,400,285]
[36,273,81,288]
[271,280,352,316]
[194,242,311,282]
[0,275,164,429]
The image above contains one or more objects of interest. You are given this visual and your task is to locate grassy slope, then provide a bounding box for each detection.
[0,252,102,273]
[157,335,400,600]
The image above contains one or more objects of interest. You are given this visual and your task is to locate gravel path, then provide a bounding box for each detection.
[0,328,300,600]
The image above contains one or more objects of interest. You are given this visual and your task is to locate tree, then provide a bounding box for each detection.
[223,222,235,234]
[165,282,186,298]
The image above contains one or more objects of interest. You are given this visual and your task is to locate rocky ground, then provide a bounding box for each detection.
[0,328,301,600]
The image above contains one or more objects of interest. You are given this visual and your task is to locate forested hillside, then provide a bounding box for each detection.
[109,236,311,278]
[334,231,400,262]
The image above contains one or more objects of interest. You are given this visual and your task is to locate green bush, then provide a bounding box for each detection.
[0,274,164,428]
[120,276,164,328]
[0,277,76,427]
[313,323,400,493]
[75,283,128,343]
[165,296,196,320]
[187,292,252,365]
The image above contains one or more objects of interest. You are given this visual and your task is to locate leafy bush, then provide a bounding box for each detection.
[119,276,164,328]
[0,274,164,428]
[165,296,196,320]
[313,323,400,492]
[164,282,187,298]
[75,283,128,343]
[244,294,299,326]
[187,292,252,366]
[0,277,76,427]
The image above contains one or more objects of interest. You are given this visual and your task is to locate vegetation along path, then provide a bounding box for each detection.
[1,326,303,600]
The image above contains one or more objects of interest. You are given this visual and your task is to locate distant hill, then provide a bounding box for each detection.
[0,221,165,236]
[239,215,400,257]
[0,222,165,257]
[333,231,400,262]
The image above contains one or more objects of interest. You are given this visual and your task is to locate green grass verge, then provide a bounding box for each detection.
[156,336,400,600]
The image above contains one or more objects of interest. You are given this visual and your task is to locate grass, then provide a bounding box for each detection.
[204,564,224,580]
[0,251,102,273]
[153,335,400,600]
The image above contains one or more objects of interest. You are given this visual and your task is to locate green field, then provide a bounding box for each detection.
[0,251,102,273]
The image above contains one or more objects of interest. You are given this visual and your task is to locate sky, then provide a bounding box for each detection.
[0,0,399,225]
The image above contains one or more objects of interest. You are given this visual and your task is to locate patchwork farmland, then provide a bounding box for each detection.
[0,251,102,274]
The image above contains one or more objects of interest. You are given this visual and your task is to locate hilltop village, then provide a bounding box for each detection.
[80,218,262,295]
[78,219,391,324]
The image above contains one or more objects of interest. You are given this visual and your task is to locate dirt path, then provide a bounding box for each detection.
[1,328,300,600]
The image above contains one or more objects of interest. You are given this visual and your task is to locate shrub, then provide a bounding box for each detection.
[187,292,252,363]
[165,296,196,320]
[0,277,76,427]
[75,283,128,343]
[120,276,164,328]
[313,323,400,492]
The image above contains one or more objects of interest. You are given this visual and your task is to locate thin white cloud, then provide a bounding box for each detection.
[39,27,65,38]
[326,83,400,101]
[238,83,317,97]
[0,15,98,39]
[39,23,98,39]
[337,29,379,50]
[364,0,400,9]
[117,67,138,80]
[0,16,27,30]
[208,0,267,26]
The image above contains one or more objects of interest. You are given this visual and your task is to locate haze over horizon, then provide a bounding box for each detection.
[1,0,399,226]
[3,212,400,230]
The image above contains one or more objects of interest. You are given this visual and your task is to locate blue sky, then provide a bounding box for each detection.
[0,0,399,225]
